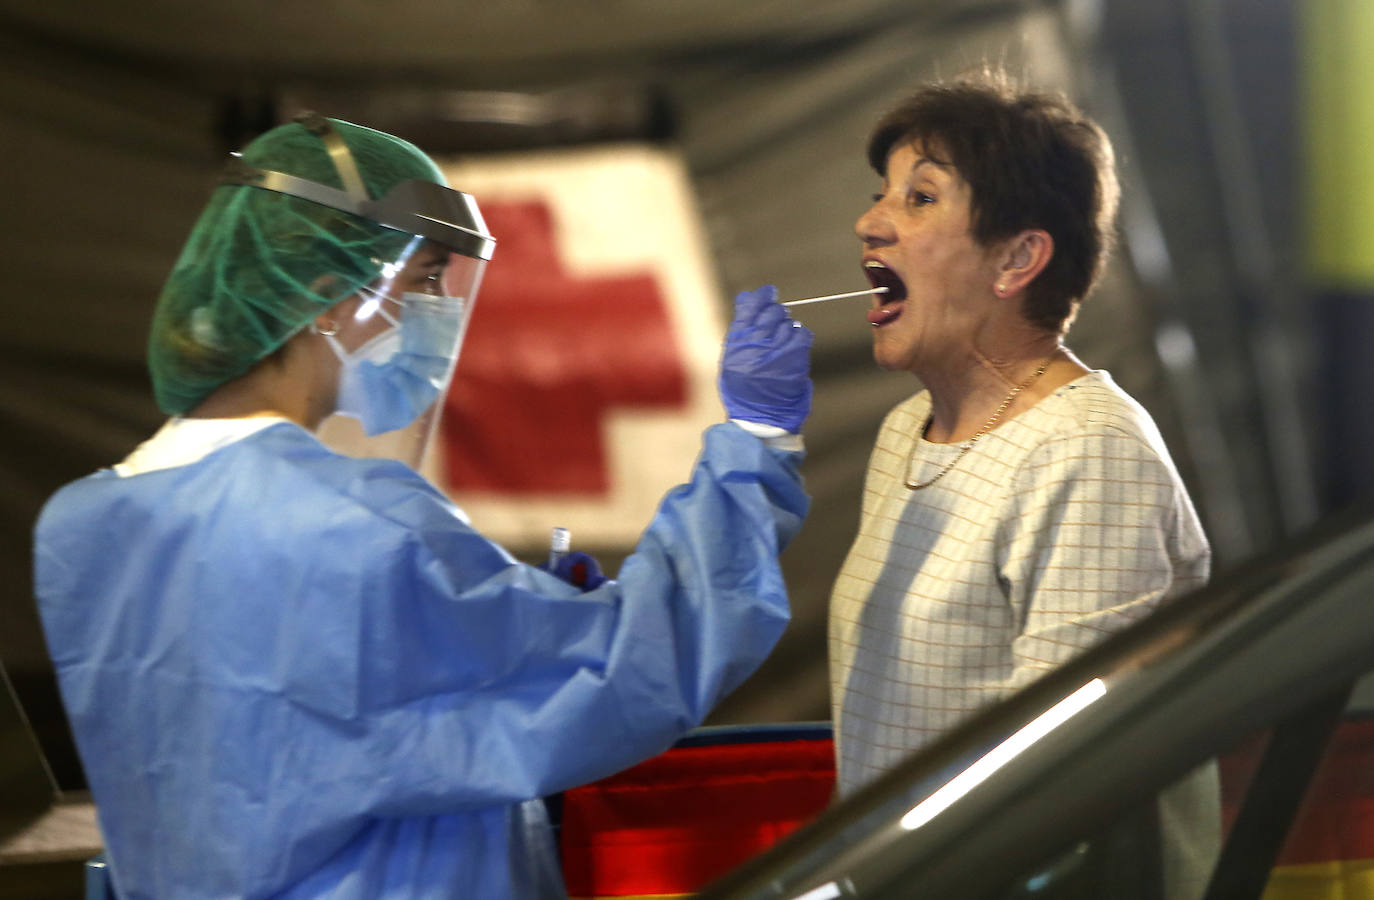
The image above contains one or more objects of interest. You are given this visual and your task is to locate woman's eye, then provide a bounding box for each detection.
[908,190,934,206]
[871,192,885,204]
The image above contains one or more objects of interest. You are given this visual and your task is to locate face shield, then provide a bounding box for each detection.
[313,240,485,469]
[222,113,494,469]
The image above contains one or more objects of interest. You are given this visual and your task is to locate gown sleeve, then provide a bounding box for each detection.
[278,422,808,816]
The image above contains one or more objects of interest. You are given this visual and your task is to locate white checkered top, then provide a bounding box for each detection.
[829,370,1210,795]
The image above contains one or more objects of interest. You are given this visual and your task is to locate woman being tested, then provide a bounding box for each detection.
[828,75,1216,893]
[34,114,812,899]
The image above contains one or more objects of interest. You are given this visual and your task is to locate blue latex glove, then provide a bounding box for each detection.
[538,550,608,591]
[718,285,814,433]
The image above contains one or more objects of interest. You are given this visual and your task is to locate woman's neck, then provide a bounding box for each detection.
[921,341,1088,444]
[184,335,335,429]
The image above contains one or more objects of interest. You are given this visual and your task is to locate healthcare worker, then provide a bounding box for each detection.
[33,113,812,899]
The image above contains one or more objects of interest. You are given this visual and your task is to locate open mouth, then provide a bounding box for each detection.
[864,261,907,303]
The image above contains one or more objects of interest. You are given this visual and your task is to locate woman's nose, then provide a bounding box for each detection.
[855,203,894,247]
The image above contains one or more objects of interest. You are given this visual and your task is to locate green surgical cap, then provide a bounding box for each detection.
[148,117,448,415]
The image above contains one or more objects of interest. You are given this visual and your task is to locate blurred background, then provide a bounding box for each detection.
[0,0,1364,818]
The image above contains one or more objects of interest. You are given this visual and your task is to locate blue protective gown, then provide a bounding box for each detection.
[34,421,807,899]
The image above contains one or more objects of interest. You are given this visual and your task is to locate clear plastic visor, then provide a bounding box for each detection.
[315,237,486,470]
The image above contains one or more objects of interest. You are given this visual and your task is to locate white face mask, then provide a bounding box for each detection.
[323,293,470,436]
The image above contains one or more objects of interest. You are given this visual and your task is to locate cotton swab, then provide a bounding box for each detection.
[782,286,888,307]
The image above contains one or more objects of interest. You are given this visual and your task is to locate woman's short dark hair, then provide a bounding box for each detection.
[867,72,1120,333]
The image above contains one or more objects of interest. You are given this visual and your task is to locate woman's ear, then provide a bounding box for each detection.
[993,229,1054,298]
[311,312,340,337]
[310,292,367,337]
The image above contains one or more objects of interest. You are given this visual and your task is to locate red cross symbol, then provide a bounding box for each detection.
[440,200,688,495]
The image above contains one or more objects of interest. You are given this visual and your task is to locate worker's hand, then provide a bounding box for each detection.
[718,286,814,433]
[539,551,608,592]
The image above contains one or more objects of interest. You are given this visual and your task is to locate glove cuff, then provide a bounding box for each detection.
[729,419,804,452]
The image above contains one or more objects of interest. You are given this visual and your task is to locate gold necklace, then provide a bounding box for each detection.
[904,355,1056,490]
